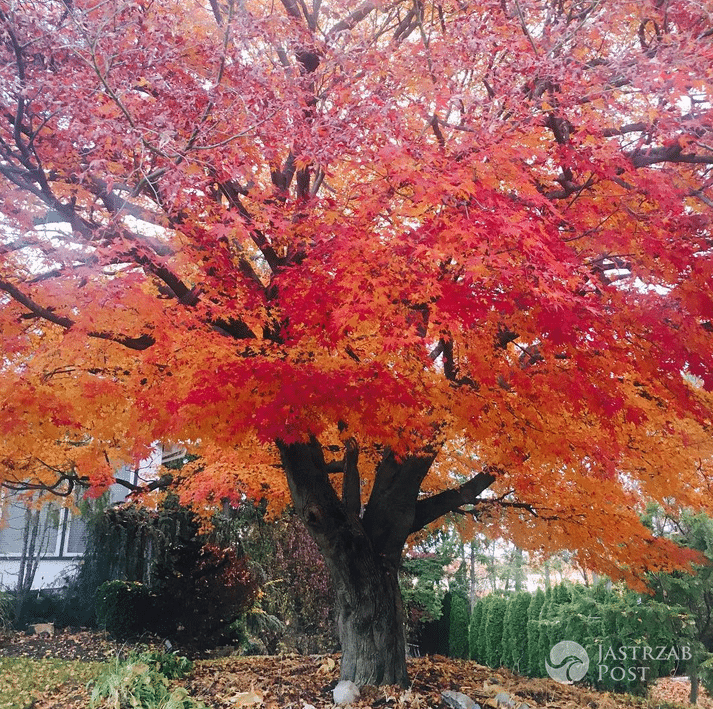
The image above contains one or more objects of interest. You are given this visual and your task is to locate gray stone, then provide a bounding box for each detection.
[441,690,480,709]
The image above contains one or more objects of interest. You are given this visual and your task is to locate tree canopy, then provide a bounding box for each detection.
[1,0,713,683]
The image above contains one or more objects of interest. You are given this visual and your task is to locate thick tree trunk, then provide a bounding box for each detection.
[331,540,407,685]
[276,437,493,686]
[278,439,413,686]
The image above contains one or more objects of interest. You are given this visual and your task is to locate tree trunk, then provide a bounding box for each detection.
[689,666,699,706]
[331,544,407,686]
[278,439,417,686]
[276,437,490,686]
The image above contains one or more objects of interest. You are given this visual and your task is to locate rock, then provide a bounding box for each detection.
[441,689,480,709]
[333,680,360,705]
[494,692,514,708]
[482,682,508,696]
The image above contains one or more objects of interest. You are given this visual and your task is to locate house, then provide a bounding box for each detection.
[0,444,185,592]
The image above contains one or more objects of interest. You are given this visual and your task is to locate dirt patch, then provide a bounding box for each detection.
[0,628,124,662]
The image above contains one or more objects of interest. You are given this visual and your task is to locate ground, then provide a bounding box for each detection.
[0,629,710,709]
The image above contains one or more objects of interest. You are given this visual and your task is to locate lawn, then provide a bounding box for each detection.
[0,656,104,709]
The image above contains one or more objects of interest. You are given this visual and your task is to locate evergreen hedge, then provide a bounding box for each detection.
[448,593,470,659]
[468,599,483,662]
[485,595,507,668]
[468,582,685,694]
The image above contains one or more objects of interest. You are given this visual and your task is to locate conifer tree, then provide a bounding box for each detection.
[449,593,470,659]
[527,588,546,676]
[508,592,532,674]
[485,595,508,668]
[478,594,493,664]
[469,599,483,662]
[501,595,517,668]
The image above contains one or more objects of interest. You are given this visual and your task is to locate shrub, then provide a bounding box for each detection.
[0,591,11,635]
[70,495,258,645]
[476,594,492,663]
[154,543,258,641]
[526,588,545,676]
[129,651,194,680]
[504,592,531,673]
[468,599,483,661]
[485,595,507,668]
[95,580,154,640]
[89,652,203,709]
[448,593,470,659]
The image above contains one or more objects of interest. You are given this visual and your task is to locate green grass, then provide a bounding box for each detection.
[0,656,105,709]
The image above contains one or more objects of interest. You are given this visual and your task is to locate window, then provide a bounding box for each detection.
[62,511,87,556]
[0,498,61,558]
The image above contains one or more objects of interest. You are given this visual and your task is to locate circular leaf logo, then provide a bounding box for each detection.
[545,640,589,683]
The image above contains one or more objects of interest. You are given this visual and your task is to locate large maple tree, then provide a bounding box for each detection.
[1,0,713,685]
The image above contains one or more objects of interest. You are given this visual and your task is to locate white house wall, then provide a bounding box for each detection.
[0,444,185,591]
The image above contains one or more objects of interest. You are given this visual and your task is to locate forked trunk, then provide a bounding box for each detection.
[277,439,496,684]
[278,439,417,687]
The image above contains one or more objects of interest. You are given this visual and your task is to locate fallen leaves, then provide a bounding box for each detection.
[0,631,708,709]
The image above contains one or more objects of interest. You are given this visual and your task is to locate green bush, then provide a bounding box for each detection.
[468,600,483,661]
[95,580,154,640]
[526,588,545,676]
[448,593,470,659]
[436,592,453,655]
[477,594,492,663]
[0,592,11,635]
[129,651,194,680]
[505,592,531,673]
[89,652,203,709]
[485,595,507,668]
[536,588,554,677]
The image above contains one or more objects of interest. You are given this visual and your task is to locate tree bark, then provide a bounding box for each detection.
[278,438,410,685]
[276,437,493,686]
[689,666,699,706]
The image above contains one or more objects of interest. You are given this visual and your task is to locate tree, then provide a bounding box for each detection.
[469,599,483,662]
[1,0,712,687]
[485,594,508,668]
[503,591,531,672]
[527,588,546,676]
[448,592,470,659]
[647,511,713,704]
[0,492,62,624]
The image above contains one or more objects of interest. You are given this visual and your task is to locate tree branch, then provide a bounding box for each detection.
[362,448,436,563]
[342,436,361,516]
[410,470,497,533]
[327,2,378,40]
[0,278,155,350]
[629,144,713,167]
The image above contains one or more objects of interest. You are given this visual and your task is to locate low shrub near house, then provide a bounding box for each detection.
[0,592,11,636]
[95,580,155,640]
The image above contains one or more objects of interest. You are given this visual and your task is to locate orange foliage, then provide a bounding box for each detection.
[0,0,712,587]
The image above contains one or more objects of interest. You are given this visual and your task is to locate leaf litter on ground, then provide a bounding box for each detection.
[1,630,711,709]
